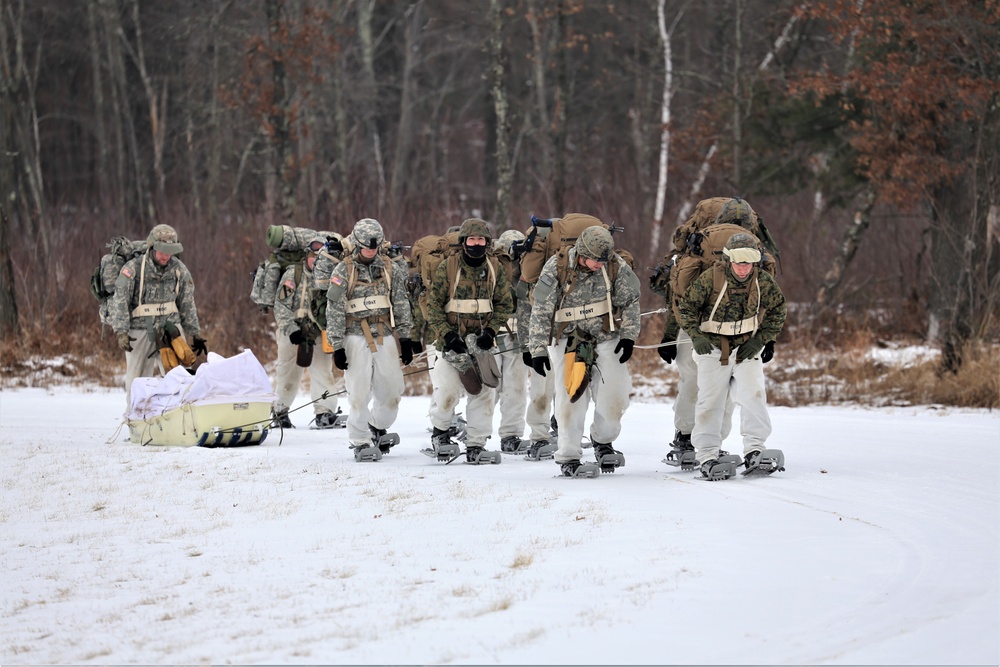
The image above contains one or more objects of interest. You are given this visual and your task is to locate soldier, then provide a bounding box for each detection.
[493,229,530,453]
[677,232,787,481]
[326,218,414,460]
[527,224,640,477]
[272,236,341,429]
[425,217,513,463]
[108,224,206,408]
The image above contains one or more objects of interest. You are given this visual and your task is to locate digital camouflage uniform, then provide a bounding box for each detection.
[325,218,413,448]
[527,226,641,464]
[108,224,200,409]
[425,218,513,448]
[272,236,339,425]
[492,230,530,450]
[676,233,787,466]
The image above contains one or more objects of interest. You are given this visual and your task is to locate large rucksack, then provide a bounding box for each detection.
[667,222,777,318]
[91,236,146,325]
[249,225,320,312]
[408,231,461,320]
[515,213,632,301]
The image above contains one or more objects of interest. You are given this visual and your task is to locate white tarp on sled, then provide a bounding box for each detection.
[127,350,277,446]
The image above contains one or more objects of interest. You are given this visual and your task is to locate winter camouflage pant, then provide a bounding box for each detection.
[494,335,529,440]
[342,335,404,447]
[675,328,734,440]
[692,345,771,465]
[428,351,496,448]
[272,333,340,421]
[549,336,631,463]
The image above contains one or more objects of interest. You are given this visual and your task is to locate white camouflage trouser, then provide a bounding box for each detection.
[692,345,772,465]
[526,354,555,443]
[675,329,734,440]
[273,334,339,420]
[495,334,528,440]
[549,337,632,463]
[342,335,404,447]
[123,326,174,410]
[428,351,496,448]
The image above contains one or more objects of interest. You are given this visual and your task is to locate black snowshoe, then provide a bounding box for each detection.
[422,427,461,462]
[369,423,400,454]
[662,431,696,469]
[741,449,786,477]
[559,459,600,478]
[592,441,625,473]
[700,453,743,481]
[465,445,502,465]
[525,439,557,461]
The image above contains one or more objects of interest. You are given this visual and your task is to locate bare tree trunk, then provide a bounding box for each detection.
[525,0,551,183]
[357,0,386,214]
[206,0,233,225]
[731,0,742,190]
[488,0,512,229]
[815,187,877,306]
[389,1,423,212]
[329,0,349,220]
[650,0,683,261]
[0,207,17,338]
[552,0,568,213]
[265,0,296,221]
[87,0,110,205]
[126,0,165,215]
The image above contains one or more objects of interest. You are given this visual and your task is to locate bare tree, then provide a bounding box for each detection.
[488,0,512,229]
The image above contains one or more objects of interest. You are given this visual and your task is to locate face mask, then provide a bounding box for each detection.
[464,244,487,259]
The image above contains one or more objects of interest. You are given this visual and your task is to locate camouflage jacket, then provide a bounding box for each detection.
[107,251,200,337]
[527,249,641,356]
[325,254,412,350]
[677,263,786,347]
[274,264,322,340]
[426,254,513,347]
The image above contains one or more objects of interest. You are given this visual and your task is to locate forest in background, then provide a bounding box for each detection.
[0,0,997,403]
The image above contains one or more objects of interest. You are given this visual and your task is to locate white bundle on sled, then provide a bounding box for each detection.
[127,349,277,447]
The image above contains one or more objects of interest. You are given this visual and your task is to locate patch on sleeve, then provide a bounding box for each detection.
[283,279,296,290]
[121,267,134,279]
[331,275,343,286]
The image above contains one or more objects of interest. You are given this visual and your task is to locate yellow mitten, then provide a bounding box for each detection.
[564,351,589,403]
[159,346,180,372]
[170,336,197,367]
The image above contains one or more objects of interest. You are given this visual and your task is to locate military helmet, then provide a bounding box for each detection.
[496,229,525,253]
[576,226,614,262]
[716,197,756,230]
[306,234,326,254]
[458,217,492,243]
[350,218,384,251]
[722,232,762,264]
[147,224,183,255]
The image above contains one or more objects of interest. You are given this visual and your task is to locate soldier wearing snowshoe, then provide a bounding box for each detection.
[425,217,513,463]
[272,235,341,429]
[526,224,641,477]
[326,218,414,459]
[107,224,206,408]
[676,232,787,481]
[493,229,531,454]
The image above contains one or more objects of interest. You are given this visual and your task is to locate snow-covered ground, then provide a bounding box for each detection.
[1,382,998,665]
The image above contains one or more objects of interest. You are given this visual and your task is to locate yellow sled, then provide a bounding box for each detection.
[128,400,272,447]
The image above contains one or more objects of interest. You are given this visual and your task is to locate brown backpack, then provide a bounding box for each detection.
[668,222,777,317]
[671,197,763,254]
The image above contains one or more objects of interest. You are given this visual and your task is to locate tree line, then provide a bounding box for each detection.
[1,0,997,372]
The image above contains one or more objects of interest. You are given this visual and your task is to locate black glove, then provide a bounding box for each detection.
[761,341,775,364]
[658,332,677,364]
[192,336,208,356]
[117,332,135,352]
[690,332,713,356]
[443,331,468,354]
[289,329,305,345]
[333,348,348,370]
[476,327,496,350]
[522,351,533,368]
[736,334,766,363]
[399,338,414,366]
[411,340,424,355]
[614,338,634,363]
[531,355,551,377]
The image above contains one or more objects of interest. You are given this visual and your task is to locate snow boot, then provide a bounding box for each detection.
[500,435,527,453]
[662,431,696,469]
[272,410,294,429]
[449,414,468,443]
[369,423,400,453]
[525,439,557,461]
[550,414,559,442]
[312,409,347,429]
[741,449,786,477]
[560,459,600,478]
[352,441,383,462]
[422,427,461,462]
[592,441,625,473]
[700,453,743,481]
[465,445,502,465]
